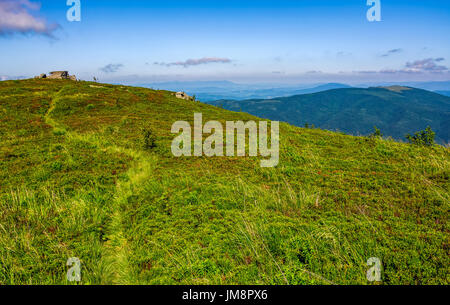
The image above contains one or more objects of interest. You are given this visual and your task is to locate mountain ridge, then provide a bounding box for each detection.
[208,86,450,144]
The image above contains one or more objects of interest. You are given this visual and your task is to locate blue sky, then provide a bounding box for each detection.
[1,0,449,84]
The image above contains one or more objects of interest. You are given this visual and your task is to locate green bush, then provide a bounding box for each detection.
[406,126,435,146]
[142,127,157,150]
[370,126,383,138]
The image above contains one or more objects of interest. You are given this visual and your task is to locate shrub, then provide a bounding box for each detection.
[53,128,66,136]
[51,161,63,171]
[370,126,383,138]
[406,126,435,146]
[142,127,157,150]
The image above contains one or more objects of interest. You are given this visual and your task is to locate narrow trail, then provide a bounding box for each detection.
[99,146,156,284]
[45,90,157,284]
[44,88,64,129]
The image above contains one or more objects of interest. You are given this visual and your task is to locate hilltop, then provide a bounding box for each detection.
[208,86,450,144]
[0,79,448,285]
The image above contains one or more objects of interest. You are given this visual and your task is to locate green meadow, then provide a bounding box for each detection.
[0,79,448,284]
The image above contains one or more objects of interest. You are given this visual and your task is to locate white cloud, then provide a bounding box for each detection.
[0,0,59,36]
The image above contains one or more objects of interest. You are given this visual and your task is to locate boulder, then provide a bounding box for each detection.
[47,71,69,79]
[34,73,47,79]
[175,91,194,101]
[38,71,77,80]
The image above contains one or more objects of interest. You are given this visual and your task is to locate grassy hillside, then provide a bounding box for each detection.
[209,86,450,144]
[0,79,449,285]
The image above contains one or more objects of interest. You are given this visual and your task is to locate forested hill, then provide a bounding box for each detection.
[208,86,450,144]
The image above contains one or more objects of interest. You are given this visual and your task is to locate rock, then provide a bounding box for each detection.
[175,91,194,101]
[35,71,76,80]
[47,71,69,79]
[34,73,46,79]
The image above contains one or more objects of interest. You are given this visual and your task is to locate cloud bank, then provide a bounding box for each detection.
[0,0,59,37]
[154,57,232,68]
[0,75,27,81]
[404,58,447,73]
[356,58,448,75]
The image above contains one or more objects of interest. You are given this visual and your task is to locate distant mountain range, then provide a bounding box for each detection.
[140,82,352,101]
[357,81,450,92]
[140,80,450,101]
[207,86,450,144]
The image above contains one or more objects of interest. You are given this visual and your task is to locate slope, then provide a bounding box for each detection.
[0,79,449,285]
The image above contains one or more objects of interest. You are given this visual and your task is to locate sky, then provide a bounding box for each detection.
[0,0,450,84]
